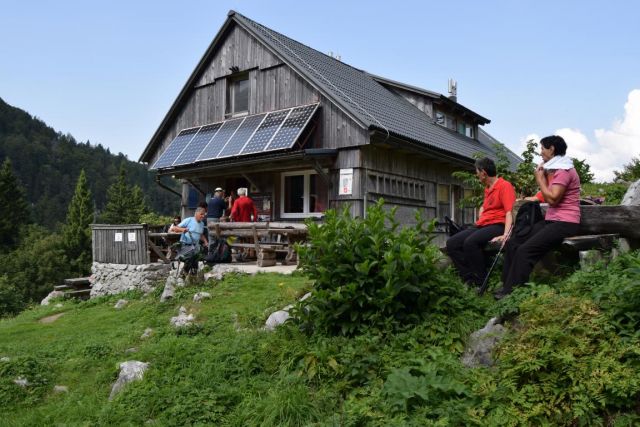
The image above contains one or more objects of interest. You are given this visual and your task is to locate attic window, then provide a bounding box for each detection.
[226,73,249,117]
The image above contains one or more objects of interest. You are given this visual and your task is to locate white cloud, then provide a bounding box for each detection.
[515,89,640,182]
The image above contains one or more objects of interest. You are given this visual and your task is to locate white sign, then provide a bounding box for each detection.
[114,232,123,242]
[339,168,353,195]
[127,232,136,242]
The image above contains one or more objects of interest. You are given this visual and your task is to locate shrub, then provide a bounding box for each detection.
[295,200,475,336]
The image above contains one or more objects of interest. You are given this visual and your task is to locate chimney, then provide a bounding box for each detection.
[448,78,457,103]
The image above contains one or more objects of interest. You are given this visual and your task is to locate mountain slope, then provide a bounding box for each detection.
[0,97,179,228]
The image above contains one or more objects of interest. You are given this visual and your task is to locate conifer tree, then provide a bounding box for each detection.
[62,170,94,274]
[129,185,149,223]
[0,158,30,250]
[101,165,133,223]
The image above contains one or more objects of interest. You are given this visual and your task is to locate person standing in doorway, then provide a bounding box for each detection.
[207,187,226,226]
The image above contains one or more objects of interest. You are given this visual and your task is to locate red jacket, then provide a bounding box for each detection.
[230,196,258,222]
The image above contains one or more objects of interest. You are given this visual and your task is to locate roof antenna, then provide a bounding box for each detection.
[448,78,457,102]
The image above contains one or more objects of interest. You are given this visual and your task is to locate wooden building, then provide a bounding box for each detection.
[139,10,519,229]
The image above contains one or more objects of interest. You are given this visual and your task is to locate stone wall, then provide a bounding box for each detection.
[90,262,171,298]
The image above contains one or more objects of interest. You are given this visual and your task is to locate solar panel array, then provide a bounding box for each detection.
[150,103,319,170]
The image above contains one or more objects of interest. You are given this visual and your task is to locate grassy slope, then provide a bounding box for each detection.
[0,273,314,426]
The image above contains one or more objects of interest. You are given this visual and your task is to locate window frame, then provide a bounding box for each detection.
[280,170,327,219]
[226,73,250,118]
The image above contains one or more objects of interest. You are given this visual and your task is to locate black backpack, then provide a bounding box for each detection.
[205,237,232,265]
[513,201,544,238]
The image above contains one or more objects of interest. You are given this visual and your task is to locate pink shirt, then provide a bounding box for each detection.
[545,168,581,223]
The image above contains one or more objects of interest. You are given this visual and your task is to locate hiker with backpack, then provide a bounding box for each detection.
[171,207,209,275]
[495,135,581,299]
[446,157,516,288]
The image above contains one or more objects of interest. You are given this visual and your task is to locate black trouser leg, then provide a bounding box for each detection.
[502,221,580,292]
[446,224,504,285]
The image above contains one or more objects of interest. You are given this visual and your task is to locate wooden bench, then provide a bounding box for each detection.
[209,222,308,267]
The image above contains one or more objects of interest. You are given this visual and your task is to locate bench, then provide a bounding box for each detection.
[209,222,308,267]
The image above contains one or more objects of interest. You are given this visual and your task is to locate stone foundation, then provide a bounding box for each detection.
[90,262,171,298]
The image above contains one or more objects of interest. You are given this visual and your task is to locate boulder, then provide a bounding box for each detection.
[193,292,211,303]
[461,317,506,368]
[109,361,149,400]
[160,281,175,302]
[621,179,640,206]
[41,290,65,306]
[170,306,195,328]
[264,310,290,331]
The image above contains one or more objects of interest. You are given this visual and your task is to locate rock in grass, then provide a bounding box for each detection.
[41,290,65,306]
[0,357,10,362]
[193,292,211,303]
[140,328,153,339]
[160,282,175,302]
[461,317,506,368]
[170,306,195,328]
[114,299,128,310]
[109,361,149,400]
[53,385,69,393]
[14,377,30,387]
[264,310,291,331]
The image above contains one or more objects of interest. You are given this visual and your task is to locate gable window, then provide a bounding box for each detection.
[226,74,249,117]
[281,170,327,218]
[457,122,475,138]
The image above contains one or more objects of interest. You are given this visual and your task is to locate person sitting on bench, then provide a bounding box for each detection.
[495,135,581,299]
[446,157,516,287]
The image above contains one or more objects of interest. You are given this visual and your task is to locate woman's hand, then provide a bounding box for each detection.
[490,234,508,243]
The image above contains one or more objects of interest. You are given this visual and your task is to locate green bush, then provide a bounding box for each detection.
[295,200,475,336]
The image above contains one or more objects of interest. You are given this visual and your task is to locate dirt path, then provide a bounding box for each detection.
[39,312,65,324]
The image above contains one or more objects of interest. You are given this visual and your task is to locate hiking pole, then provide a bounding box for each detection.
[478,224,513,296]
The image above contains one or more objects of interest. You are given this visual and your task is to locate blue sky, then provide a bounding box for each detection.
[1,0,639,181]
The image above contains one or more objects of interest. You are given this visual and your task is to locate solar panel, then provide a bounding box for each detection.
[217,113,267,158]
[150,127,200,169]
[240,109,291,155]
[265,104,318,151]
[173,123,222,166]
[196,117,245,162]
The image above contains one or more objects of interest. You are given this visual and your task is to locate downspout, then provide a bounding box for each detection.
[155,175,181,198]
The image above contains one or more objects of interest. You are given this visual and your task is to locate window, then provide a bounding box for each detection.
[435,112,445,126]
[281,170,328,218]
[226,74,249,117]
[437,184,451,220]
[457,122,475,138]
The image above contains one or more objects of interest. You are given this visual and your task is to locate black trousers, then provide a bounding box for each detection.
[446,224,504,286]
[501,220,580,292]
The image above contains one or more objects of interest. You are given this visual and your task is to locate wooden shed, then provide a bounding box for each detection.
[139,10,519,233]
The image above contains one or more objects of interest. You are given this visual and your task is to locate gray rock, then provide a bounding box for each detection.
[14,377,30,387]
[53,385,69,393]
[41,290,65,306]
[114,299,128,310]
[109,361,149,400]
[264,310,290,331]
[54,303,64,308]
[193,292,211,303]
[160,282,175,302]
[141,328,153,339]
[170,306,195,328]
[1,357,10,362]
[579,250,603,270]
[461,317,506,368]
[125,347,138,354]
[621,179,640,206]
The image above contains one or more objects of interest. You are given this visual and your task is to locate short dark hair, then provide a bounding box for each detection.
[475,157,497,177]
[540,135,567,156]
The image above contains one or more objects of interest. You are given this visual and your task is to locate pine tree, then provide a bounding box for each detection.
[0,158,30,250]
[129,185,149,223]
[62,170,94,275]
[101,165,133,223]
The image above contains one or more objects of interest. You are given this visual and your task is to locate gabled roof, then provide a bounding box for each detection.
[141,10,518,165]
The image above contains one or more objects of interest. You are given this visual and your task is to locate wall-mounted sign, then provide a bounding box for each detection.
[339,168,353,195]
[114,232,123,242]
[127,232,136,242]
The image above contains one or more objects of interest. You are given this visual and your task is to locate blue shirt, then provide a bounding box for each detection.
[207,196,226,219]
[178,217,205,244]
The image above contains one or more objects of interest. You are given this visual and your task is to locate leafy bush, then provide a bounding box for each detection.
[582,182,629,205]
[295,200,475,336]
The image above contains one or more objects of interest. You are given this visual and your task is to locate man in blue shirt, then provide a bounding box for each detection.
[173,207,209,247]
[207,187,227,225]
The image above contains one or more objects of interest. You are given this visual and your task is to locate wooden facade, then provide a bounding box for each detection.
[91,224,150,265]
[141,12,493,230]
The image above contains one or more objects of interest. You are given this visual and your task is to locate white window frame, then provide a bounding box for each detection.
[280,170,326,219]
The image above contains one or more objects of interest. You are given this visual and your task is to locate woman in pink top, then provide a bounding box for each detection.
[496,135,581,299]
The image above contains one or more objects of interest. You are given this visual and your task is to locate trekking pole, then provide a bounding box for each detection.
[478,224,514,296]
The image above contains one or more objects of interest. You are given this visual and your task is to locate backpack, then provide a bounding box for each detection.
[205,237,232,265]
[513,201,544,238]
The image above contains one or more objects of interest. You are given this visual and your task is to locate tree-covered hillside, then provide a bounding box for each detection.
[0,97,179,228]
